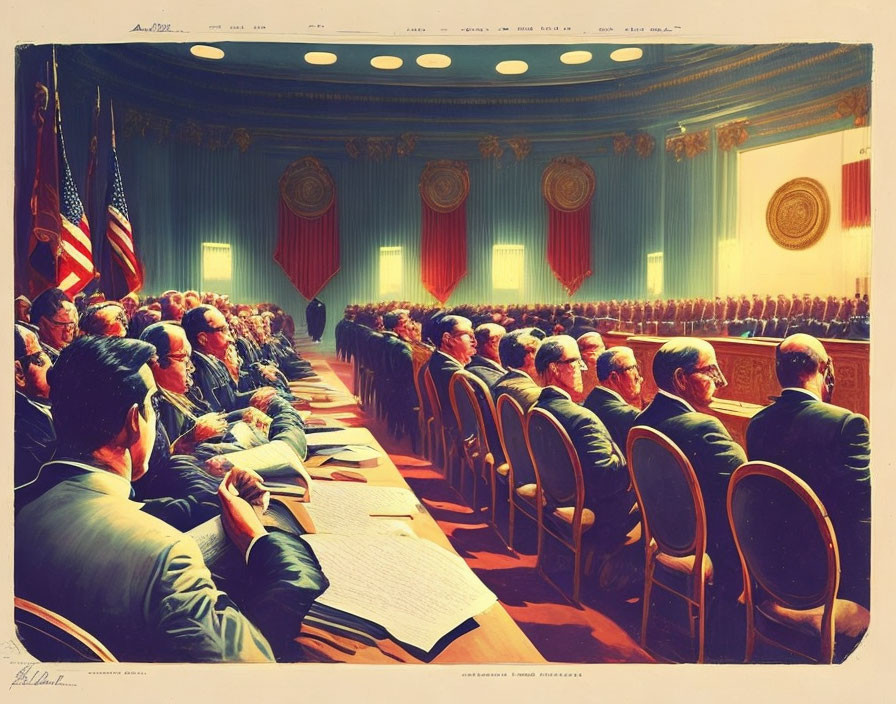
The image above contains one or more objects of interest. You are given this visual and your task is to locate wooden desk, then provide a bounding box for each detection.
[295,360,545,664]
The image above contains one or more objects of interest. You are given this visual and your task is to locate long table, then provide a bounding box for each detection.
[290,357,545,664]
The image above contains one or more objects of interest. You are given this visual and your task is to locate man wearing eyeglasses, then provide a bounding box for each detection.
[577,332,606,399]
[636,338,746,605]
[425,314,477,422]
[584,347,643,451]
[30,287,79,363]
[746,333,870,611]
[533,336,638,541]
[14,324,55,490]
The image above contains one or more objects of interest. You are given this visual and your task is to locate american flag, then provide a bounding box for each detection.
[105,142,143,293]
[56,111,95,297]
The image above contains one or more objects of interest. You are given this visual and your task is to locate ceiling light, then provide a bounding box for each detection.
[190,45,225,60]
[416,53,451,69]
[305,51,338,66]
[371,55,403,70]
[610,47,643,62]
[560,50,593,65]
[496,60,529,75]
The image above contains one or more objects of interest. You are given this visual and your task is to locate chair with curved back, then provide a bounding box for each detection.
[626,425,713,663]
[449,371,489,513]
[412,361,433,460]
[423,366,458,482]
[460,373,510,536]
[525,407,595,605]
[14,597,118,662]
[727,461,870,663]
[496,393,540,553]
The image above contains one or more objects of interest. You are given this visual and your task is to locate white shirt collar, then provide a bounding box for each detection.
[656,388,698,414]
[782,387,820,402]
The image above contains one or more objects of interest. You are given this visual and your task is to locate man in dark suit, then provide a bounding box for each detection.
[584,346,642,451]
[635,338,746,598]
[576,332,605,399]
[492,328,542,411]
[467,323,507,389]
[14,324,55,491]
[533,336,637,540]
[425,314,476,421]
[746,333,870,609]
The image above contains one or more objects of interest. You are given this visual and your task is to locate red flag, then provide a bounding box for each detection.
[27,80,61,298]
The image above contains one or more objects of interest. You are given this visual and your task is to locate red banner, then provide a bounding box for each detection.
[547,203,592,296]
[842,159,870,229]
[27,82,61,298]
[274,198,340,300]
[421,203,466,304]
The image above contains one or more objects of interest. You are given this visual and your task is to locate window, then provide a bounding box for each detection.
[379,246,402,296]
[201,242,232,295]
[492,244,524,290]
[646,251,663,297]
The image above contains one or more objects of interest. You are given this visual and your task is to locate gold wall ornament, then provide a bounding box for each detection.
[397,133,417,157]
[419,160,470,213]
[716,120,749,151]
[836,86,869,126]
[613,134,633,155]
[479,136,504,160]
[765,177,830,250]
[366,137,394,161]
[665,130,710,161]
[506,137,531,161]
[178,120,204,147]
[542,156,596,212]
[231,128,252,153]
[345,138,362,159]
[279,156,336,219]
[634,133,656,158]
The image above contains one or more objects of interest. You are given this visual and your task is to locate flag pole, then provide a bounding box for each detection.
[110,100,116,149]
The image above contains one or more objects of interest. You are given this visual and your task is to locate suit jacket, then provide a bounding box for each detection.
[635,391,747,594]
[492,369,541,412]
[466,354,506,389]
[426,349,464,428]
[15,460,328,662]
[535,387,636,534]
[746,389,870,607]
[584,386,640,452]
[14,392,55,490]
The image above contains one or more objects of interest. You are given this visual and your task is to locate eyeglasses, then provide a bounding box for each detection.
[207,324,229,334]
[18,350,48,368]
[618,363,641,376]
[687,363,727,387]
[557,356,587,371]
[168,353,193,366]
[46,318,76,331]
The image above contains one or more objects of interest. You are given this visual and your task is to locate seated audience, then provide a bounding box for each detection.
[15,335,328,662]
[584,346,642,451]
[79,301,129,337]
[30,287,78,363]
[15,295,31,323]
[576,332,605,399]
[746,333,870,609]
[14,324,54,490]
[425,313,476,421]
[466,323,507,388]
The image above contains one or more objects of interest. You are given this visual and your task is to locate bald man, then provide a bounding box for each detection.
[636,338,746,599]
[467,323,507,389]
[577,332,605,399]
[746,333,870,609]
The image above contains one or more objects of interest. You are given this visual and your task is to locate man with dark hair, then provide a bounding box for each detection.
[425,314,476,420]
[15,335,328,662]
[636,338,745,598]
[466,323,507,389]
[182,305,280,414]
[577,332,605,399]
[492,328,542,411]
[533,336,637,538]
[584,346,642,451]
[746,333,870,609]
[14,324,54,489]
[30,287,78,363]
[160,291,185,322]
[79,301,129,337]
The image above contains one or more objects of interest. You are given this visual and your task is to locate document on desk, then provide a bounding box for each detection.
[303,533,497,652]
[304,427,376,448]
[304,481,422,534]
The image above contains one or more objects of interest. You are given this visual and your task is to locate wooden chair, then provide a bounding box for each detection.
[461,373,510,536]
[496,394,539,553]
[727,461,870,663]
[525,407,595,605]
[412,362,434,460]
[423,366,458,482]
[626,425,713,663]
[449,371,489,513]
[14,597,117,662]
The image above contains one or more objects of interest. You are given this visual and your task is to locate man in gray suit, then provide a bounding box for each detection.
[15,335,328,662]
